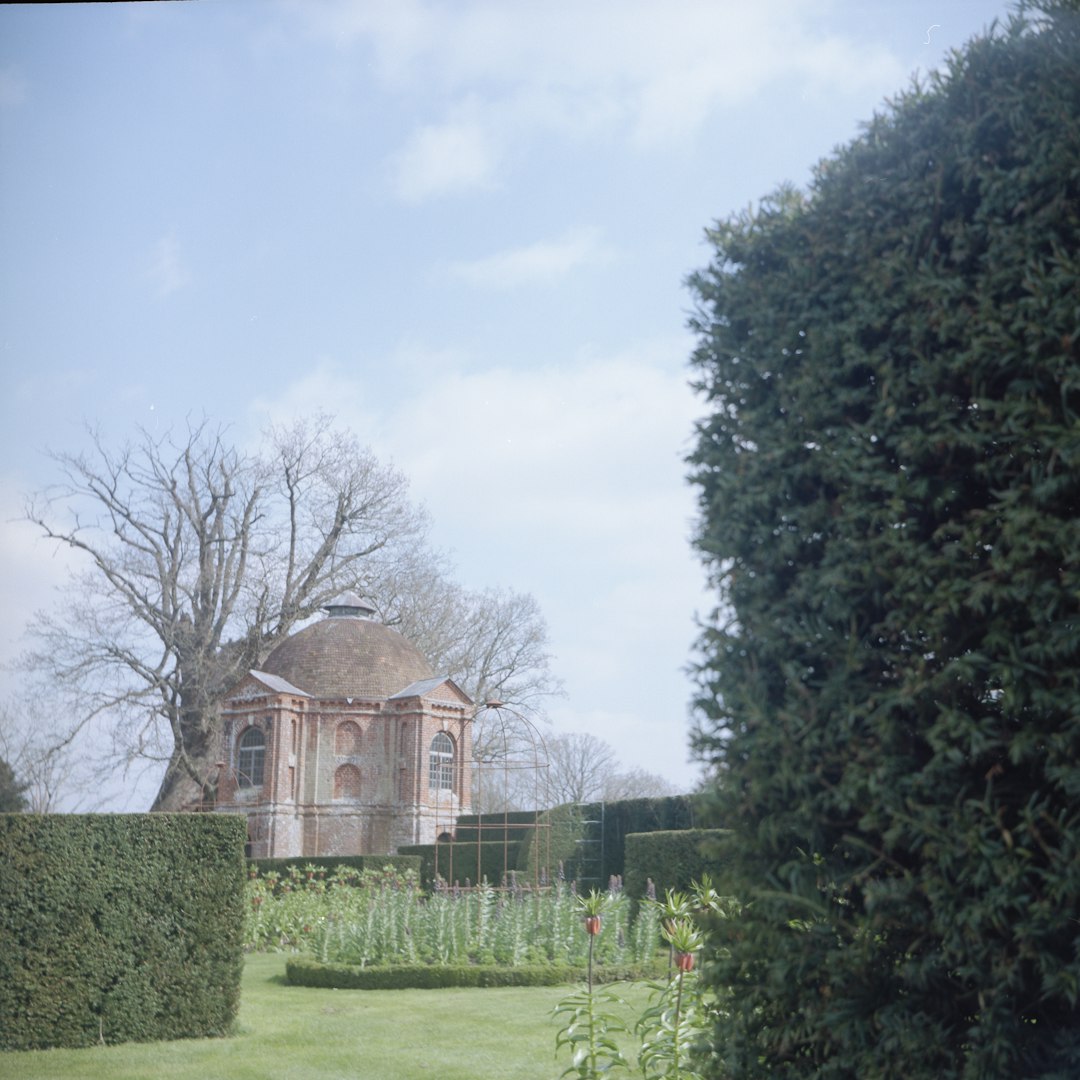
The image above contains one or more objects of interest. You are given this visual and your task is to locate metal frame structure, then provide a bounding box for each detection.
[432,701,552,890]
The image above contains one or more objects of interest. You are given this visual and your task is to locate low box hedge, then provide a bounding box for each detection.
[0,813,246,1051]
[285,957,656,990]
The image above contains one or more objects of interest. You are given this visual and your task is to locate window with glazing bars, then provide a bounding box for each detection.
[238,726,266,788]
[429,731,454,791]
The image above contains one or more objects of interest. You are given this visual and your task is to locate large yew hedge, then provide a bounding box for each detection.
[515,796,700,887]
[399,840,517,889]
[688,3,1080,1076]
[622,829,733,903]
[0,814,246,1051]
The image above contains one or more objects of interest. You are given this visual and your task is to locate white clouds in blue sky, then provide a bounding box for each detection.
[446,227,615,289]
[392,109,501,202]
[0,0,1009,805]
[147,233,191,298]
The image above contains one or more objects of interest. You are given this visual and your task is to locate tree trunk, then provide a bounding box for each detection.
[150,714,224,811]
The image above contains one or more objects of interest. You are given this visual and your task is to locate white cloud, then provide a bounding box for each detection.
[376,344,699,554]
[447,227,614,289]
[147,233,190,297]
[391,111,499,202]
[251,341,701,560]
[293,0,908,174]
[249,336,711,788]
[246,340,468,441]
[248,359,375,429]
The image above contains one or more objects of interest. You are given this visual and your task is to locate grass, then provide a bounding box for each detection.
[5,954,651,1079]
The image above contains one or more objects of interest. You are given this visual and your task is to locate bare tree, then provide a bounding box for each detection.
[466,702,555,814]
[373,552,563,775]
[0,698,101,812]
[602,766,677,801]
[22,416,561,812]
[23,417,429,810]
[525,732,678,809]
[383,573,560,713]
[536,732,619,806]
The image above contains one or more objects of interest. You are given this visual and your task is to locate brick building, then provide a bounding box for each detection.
[216,593,472,858]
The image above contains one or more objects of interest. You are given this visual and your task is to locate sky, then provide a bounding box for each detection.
[0,0,1010,809]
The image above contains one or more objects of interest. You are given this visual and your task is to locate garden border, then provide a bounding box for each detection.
[285,957,659,990]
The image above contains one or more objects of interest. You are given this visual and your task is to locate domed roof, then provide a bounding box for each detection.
[260,601,434,701]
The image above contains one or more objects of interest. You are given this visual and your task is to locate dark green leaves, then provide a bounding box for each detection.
[689,4,1080,1076]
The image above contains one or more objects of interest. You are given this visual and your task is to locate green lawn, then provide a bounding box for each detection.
[4,955,650,1080]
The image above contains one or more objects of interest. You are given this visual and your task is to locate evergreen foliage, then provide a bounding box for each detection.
[687,5,1080,1076]
[286,958,568,989]
[0,814,246,1050]
[453,809,541,842]
[515,797,700,887]
[622,830,733,904]
[285,957,648,990]
[401,839,521,889]
[0,756,27,812]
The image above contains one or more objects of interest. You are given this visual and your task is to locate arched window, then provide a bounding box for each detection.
[238,727,266,788]
[429,732,454,791]
[334,763,362,800]
[336,720,362,756]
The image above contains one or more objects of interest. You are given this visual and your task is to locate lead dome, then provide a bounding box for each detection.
[260,593,434,700]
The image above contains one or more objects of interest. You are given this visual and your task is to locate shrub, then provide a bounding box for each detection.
[623,830,733,905]
[286,957,603,990]
[452,810,539,842]
[0,813,246,1050]
[688,3,1080,1074]
[514,797,701,887]
[399,840,517,890]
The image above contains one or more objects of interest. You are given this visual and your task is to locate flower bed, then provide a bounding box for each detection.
[245,864,662,970]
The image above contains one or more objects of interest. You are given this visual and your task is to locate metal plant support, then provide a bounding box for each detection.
[433,701,552,891]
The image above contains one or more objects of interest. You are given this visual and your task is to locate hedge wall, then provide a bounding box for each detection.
[623,829,734,903]
[399,840,521,889]
[515,796,702,887]
[451,810,538,843]
[328,798,707,894]
[247,853,421,880]
[0,813,246,1051]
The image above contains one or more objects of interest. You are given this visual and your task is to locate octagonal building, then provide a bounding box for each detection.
[216,593,472,858]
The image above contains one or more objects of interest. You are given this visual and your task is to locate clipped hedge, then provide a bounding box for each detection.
[0,813,246,1051]
[452,810,538,843]
[247,853,421,880]
[623,829,734,903]
[398,798,702,892]
[516,796,702,886]
[285,957,655,990]
[399,840,518,889]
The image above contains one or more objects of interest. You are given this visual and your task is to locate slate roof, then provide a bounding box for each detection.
[249,670,310,697]
[388,675,471,701]
[388,675,445,700]
[259,613,434,700]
